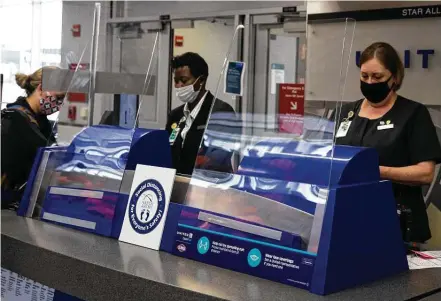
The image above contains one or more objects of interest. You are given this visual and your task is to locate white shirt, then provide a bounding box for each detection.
[181,91,208,142]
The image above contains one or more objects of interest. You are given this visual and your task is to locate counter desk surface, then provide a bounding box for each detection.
[1,210,441,301]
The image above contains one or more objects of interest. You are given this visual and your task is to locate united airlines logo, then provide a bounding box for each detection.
[177,244,187,252]
[128,179,166,234]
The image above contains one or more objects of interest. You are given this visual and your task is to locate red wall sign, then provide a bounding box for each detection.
[277,83,305,135]
[72,24,81,37]
[175,35,184,47]
[68,63,89,103]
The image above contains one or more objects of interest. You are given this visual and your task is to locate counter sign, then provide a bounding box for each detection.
[129,179,165,234]
[119,164,176,250]
[277,83,305,135]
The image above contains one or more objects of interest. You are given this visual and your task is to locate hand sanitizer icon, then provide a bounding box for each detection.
[197,237,210,255]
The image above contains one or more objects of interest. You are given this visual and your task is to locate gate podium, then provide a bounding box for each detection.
[159,136,408,295]
[16,15,408,296]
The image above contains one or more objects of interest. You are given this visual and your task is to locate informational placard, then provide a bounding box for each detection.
[277,83,305,135]
[407,251,441,270]
[171,223,316,291]
[119,164,176,250]
[270,63,285,95]
[224,61,246,96]
[1,268,55,301]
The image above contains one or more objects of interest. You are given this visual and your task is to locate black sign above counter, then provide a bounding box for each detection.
[308,4,441,23]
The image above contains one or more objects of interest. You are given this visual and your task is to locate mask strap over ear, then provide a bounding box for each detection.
[193,76,204,92]
[388,75,396,91]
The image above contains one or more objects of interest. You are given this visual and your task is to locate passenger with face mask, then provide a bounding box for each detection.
[166,52,236,175]
[333,42,441,247]
[1,67,64,209]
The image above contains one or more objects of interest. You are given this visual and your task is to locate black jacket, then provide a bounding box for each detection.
[166,92,237,175]
[1,97,55,208]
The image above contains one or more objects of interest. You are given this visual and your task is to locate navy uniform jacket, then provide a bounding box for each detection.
[166,91,237,175]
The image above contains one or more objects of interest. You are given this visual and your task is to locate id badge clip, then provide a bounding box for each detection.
[169,127,181,145]
[169,117,186,145]
[336,110,354,138]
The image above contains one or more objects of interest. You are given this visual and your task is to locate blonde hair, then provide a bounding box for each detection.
[15,68,43,96]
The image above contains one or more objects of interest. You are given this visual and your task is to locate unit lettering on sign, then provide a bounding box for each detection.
[356,49,436,69]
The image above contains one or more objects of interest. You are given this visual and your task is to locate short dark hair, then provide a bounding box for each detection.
[171,52,209,79]
[360,42,404,91]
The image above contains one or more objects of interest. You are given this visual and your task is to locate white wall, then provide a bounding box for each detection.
[305,1,441,105]
[172,20,237,109]
[306,17,441,105]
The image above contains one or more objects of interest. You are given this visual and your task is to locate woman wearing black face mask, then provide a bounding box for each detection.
[333,42,441,247]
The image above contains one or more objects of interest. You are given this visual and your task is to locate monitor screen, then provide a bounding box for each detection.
[118,94,138,128]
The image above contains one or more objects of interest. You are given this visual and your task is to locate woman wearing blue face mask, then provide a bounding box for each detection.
[1,67,65,209]
[166,52,237,175]
[333,42,441,247]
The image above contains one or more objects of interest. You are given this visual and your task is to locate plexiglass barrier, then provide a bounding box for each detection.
[20,2,93,217]
[181,19,356,254]
[22,4,162,223]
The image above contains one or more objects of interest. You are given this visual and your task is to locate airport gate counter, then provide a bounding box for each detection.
[3,3,441,301]
[2,210,441,301]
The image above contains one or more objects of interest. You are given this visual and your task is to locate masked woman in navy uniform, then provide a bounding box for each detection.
[333,42,441,246]
[1,68,64,209]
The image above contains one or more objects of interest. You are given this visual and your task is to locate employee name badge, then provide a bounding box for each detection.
[336,121,351,138]
[377,120,394,131]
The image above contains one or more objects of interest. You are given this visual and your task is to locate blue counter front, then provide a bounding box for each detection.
[16,125,408,295]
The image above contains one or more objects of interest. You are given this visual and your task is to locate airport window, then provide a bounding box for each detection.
[0,0,62,111]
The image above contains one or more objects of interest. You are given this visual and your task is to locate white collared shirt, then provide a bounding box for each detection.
[181,91,208,142]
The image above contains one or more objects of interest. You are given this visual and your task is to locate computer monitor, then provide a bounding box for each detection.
[114,94,139,128]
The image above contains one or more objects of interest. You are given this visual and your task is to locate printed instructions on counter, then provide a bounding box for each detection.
[408,251,441,270]
[211,241,245,255]
[264,253,300,271]
[207,240,301,271]
[1,268,55,301]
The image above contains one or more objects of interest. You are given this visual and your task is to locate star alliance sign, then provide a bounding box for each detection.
[402,6,441,17]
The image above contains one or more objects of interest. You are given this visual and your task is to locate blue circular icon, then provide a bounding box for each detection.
[128,179,166,234]
[247,248,262,268]
[197,237,210,255]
